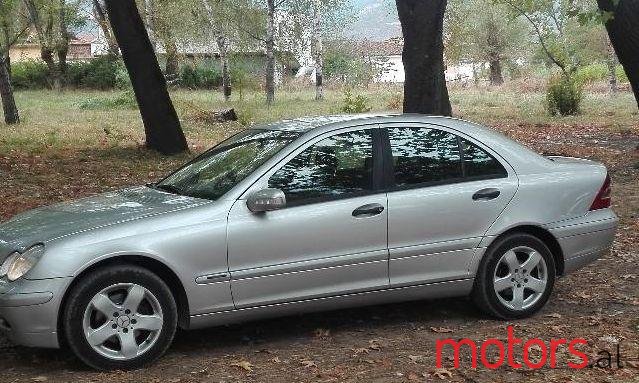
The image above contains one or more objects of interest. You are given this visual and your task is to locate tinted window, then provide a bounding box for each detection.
[461,139,508,178]
[388,127,462,187]
[269,130,374,204]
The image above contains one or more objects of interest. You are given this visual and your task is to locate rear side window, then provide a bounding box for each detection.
[387,127,462,187]
[461,139,508,179]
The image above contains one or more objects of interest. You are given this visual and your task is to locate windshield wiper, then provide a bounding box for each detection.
[153,184,184,196]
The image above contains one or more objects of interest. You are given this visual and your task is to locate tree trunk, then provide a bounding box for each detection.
[41,48,62,91]
[489,58,504,86]
[0,58,19,125]
[164,36,179,77]
[396,0,452,116]
[598,0,639,108]
[265,0,276,105]
[104,0,188,155]
[200,0,233,101]
[217,35,232,101]
[313,0,324,100]
[605,38,618,94]
[93,0,120,56]
[144,0,157,51]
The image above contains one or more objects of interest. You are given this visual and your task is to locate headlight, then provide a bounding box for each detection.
[0,245,45,282]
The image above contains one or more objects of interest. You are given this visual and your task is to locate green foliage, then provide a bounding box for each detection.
[179,64,222,89]
[575,63,629,84]
[546,74,583,116]
[323,44,379,86]
[77,91,138,110]
[115,64,132,90]
[11,61,50,89]
[340,89,372,114]
[67,57,123,90]
[12,58,127,90]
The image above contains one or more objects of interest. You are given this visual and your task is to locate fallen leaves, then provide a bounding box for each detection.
[300,360,317,369]
[230,360,254,372]
[430,327,454,333]
[432,368,453,380]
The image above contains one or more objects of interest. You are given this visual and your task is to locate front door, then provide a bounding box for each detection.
[382,124,519,287]
[227,127,389,309]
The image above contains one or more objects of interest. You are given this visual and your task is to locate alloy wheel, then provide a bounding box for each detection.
[82,283,164,361]
[493,246,548,311]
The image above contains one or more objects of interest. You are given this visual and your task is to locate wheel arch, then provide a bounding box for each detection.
[57,255,190,346]
[486,225,565,277]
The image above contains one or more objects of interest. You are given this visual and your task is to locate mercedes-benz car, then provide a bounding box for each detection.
[0,115,618,370]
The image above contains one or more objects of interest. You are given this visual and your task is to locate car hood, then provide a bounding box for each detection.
[0,186,210,253]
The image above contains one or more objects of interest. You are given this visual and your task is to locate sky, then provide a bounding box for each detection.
[343,0,401,41]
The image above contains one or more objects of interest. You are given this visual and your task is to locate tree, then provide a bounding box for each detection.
[312,0,323,100]
[200,0,232,101]
[104,0,188,154]
[265,0,276,105]
[598,0,639,108]
[396,0,452,116]
[22,0,85,90]
[92,0,119,56]
[447,0,529,86]
[498,0,588,76]
[0,0,26,124]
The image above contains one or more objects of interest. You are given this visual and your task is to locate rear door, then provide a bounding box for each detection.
[382,124,518,287]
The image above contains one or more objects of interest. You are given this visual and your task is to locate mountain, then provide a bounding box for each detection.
[343,0,401,41]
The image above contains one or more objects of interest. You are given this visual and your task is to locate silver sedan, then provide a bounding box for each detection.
[0,115,618,370]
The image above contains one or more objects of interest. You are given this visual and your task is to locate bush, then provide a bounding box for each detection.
[546,74,583,116]
[179,64,222,89]
[11,61,49,89]
[341,89,372,114]
[77,91,138,110]
[12,57,124,90]
[576,63,630,85]
[67,56,122,90]
[575,64,608,85]
[386,93,403,110]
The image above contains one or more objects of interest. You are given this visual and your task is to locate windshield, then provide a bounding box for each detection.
[156,129,300,200]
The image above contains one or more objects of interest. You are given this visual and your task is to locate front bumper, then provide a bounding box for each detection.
[0,277,72,349]
[546,209,619,275]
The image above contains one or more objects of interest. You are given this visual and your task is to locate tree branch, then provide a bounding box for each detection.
[502,0,569,76]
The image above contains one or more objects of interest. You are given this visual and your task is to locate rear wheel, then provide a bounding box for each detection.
[472,233,556,319]
[63,265,178,370]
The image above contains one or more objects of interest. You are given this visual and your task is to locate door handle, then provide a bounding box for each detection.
[473,188,501,201]
[352,203,385,217]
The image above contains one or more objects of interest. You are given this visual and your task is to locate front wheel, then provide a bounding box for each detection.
[472,233,556,319]
[62,265,178,370]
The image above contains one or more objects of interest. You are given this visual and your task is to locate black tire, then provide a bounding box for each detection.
[472,233,556,319]
[62,265,178,371]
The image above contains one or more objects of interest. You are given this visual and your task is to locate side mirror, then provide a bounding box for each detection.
[246,188,286,213]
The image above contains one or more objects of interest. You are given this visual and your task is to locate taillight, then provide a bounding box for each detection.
[590,174,612,211]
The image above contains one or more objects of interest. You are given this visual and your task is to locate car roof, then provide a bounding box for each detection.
[256,114,467,133]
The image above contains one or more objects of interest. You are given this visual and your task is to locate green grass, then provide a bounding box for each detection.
[2,86,637,154]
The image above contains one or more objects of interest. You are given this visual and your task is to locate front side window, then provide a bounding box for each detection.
[269,130,375,204]
[157,129,299,200]
[388,127,462,187]
[461,139,508,178]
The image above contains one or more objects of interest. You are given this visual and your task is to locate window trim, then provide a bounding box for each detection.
[251,126,387,209]
[381,124,510,193]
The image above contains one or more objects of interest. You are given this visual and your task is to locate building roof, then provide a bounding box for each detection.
[353,37,404,57]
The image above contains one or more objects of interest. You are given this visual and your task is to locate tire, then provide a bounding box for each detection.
[62,265,178,371]
[472,233,556,320]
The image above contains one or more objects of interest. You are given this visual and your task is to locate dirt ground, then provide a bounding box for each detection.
[0,122,638,383]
